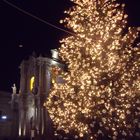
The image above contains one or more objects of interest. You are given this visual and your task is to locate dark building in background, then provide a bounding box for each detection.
[0,49,65,140]
[0,91,18,139]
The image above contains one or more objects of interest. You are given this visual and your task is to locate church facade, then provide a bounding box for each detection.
[11,50,65,140]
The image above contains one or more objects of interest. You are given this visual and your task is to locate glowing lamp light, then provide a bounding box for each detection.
[1,116,7,120]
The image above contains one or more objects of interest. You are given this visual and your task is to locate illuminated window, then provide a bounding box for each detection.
[30,76,35,91]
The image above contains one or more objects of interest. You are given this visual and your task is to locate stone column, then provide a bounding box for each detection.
[36,59,48,137]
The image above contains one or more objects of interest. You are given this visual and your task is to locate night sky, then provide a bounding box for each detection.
[0,0,140,92]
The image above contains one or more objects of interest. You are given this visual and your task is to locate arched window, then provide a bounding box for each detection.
[30,76,35,91]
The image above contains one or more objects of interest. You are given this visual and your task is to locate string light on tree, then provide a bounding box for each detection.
[44,0,140,139]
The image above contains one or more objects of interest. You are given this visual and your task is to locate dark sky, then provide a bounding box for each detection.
[0,0,140,92]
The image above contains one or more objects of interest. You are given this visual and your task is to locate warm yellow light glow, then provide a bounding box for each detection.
[30,76,35,91]
[52,79,55,84]
[45,0,140,139]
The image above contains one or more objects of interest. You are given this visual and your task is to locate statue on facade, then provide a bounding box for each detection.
[11,83,17,94]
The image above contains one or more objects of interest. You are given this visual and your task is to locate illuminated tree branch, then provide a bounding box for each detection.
[45,0,140,139]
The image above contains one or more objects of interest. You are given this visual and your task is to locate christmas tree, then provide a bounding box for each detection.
[45,0,140,139]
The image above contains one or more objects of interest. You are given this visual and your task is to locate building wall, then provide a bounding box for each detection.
[0,91,18,139]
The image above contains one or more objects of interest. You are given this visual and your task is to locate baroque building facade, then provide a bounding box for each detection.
[11,50,65,140]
